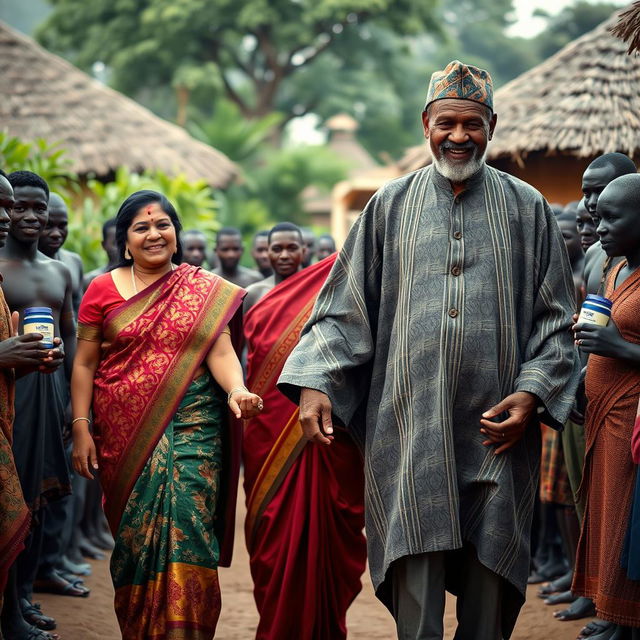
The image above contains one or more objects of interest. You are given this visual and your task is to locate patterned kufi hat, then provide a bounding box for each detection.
[425,60,493,111]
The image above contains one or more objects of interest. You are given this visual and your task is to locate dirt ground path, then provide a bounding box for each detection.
[39,496,588,639]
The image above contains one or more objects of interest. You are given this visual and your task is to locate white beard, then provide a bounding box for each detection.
[432,145,487,183]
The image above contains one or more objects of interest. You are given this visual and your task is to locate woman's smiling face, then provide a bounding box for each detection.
[126,202,177,268]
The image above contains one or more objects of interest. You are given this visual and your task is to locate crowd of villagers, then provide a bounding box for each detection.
[0,59,638,640]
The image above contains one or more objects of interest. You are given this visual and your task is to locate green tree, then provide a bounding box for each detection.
[37,0,439,122]
[187,99,284,164]
[532,1,620,60]
[0,132,77,195]
[250,145,348,225]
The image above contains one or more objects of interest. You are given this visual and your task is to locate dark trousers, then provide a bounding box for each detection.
[38,446,74,575]
[391,544,505,640]
[16,510,45,601]
[38,496,73,575]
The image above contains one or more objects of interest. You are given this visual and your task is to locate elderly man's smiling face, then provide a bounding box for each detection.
[422,99,497,184]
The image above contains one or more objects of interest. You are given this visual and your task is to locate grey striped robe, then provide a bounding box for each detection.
[278,164,580,636]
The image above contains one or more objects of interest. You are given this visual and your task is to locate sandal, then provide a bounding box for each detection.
[56,570,85,587]
[33,571,90,597]
[24,627,60,640]
[20,599,56,631]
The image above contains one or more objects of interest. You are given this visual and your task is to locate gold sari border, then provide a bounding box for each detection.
[102,267,172,344]
[77,322,102,342]
[248,294,317,396]
[245,410,306,548]
[115,561,220,639]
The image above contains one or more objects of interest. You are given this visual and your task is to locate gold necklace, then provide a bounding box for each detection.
[130,263,175,295]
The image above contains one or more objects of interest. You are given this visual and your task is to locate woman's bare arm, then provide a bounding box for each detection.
[71,338,101,479]
[205,332,263,419]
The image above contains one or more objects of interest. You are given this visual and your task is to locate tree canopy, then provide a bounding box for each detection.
[38,0,439,122]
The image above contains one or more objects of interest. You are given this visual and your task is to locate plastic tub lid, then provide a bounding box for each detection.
[584,294,612,308]
[24,307,53,315]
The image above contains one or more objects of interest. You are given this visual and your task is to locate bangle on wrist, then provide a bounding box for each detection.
[72,417,91,426]
[227,386,248,404]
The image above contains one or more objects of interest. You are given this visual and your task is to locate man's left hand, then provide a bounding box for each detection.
[480,391,538,455]
[573,319,626,358]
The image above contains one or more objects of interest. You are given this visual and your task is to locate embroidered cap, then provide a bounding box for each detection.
[425,60,493,111]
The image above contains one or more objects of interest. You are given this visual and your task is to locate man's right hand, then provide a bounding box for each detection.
[299,388,334,445]
[0,312,50,370]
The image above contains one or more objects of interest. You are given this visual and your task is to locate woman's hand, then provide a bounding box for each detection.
[228,388,263,419]
[72,426,98,479]
[573,319,628,358]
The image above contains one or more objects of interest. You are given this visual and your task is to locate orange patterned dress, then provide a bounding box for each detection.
[0,281,30,594]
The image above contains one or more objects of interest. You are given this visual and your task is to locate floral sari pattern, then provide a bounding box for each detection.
[112,374,224,639]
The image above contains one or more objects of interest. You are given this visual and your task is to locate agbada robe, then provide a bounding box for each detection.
[278,163,580,633]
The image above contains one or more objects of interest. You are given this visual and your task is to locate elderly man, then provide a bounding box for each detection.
[278,61,579,640]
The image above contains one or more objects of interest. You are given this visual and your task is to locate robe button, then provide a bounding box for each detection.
[451,266,461,276]
[448,308,459,318]
[453,231,462,239]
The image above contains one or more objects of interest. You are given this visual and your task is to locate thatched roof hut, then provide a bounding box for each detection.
[0,21,237,188]
[610,1,640,54]
[303,113,380,228]
[397,6,640,203]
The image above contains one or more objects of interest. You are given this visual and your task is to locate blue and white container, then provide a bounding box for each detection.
[23,307,55,348]
[578,294,612,327]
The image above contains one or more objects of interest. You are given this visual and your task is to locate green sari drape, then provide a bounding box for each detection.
[111,373,225,639]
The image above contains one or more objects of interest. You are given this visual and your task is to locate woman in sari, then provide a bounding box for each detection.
[71,190,262,639]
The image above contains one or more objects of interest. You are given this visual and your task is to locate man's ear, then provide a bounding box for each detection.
[421,109,430,139]
[488,111,498,140]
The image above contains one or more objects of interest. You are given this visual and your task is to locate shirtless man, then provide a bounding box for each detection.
[0,171,76,635]
[181,229,208,268]
[36,192,92,597]
[576,199,598,253]
[38,193,83,315]
[556,202,585,303]
[0,169,63,640]
[315,233,336,262]
[582,153,636,296]
[83,218,118,290]
[300,228,316,268]
[251,230,273,278]
[243,223,304,314]
[212,227,262,288]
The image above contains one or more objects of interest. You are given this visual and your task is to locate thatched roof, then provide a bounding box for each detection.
[398,6,640,173]
[610,1,640,54]
[0,22,238,188]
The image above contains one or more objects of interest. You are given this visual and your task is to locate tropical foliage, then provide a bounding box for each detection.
[0,133,221,270]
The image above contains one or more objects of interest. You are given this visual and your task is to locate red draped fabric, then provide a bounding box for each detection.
[79,264,244,539]
[573,262,640,626]
[243,255,366,640]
